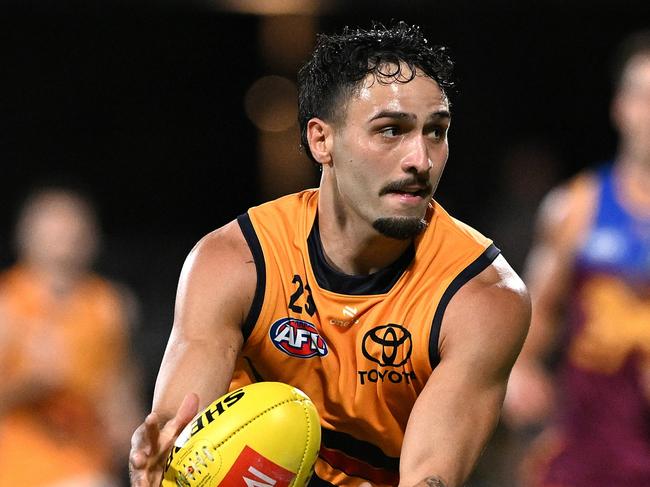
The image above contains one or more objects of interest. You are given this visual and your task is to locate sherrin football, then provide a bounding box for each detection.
[162,382,321,487]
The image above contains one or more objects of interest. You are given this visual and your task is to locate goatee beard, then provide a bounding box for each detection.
[372,216,427,240]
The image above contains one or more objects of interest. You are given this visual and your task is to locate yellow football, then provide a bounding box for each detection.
[162,382,321,487]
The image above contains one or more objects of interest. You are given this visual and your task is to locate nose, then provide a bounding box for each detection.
[400,135,432,175]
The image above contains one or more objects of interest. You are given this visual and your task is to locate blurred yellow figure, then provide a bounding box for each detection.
[0,188,142,486]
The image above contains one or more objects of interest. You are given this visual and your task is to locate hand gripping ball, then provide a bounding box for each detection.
[162,382,321,487]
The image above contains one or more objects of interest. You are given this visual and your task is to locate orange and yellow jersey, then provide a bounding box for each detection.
[230,189,499,486]
[0,265,130,486]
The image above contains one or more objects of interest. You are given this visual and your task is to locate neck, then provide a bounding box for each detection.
[23,261,85,296]
[617,140,650,171]
[317,185,413,276]
[615,152,650,209]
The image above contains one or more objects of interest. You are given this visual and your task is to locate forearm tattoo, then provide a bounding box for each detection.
[423,477,447,487]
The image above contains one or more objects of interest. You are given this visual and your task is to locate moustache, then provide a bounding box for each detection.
[379,177,433,197]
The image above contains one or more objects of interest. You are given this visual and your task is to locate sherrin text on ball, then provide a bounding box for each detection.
[162,381,321,487]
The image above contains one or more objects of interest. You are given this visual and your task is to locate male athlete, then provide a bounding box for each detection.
[0,187,142,486]
[504,31,650,487]
[130,22,530,487]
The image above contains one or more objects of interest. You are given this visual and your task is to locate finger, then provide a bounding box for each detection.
[163,392,200,438]
[129,464,152,487]
[142,412,162,455]
[129,449,147,470]
[177,392,200,424]
[129,415,160,469]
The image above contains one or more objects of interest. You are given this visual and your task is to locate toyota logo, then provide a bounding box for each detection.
[362,324,412,367]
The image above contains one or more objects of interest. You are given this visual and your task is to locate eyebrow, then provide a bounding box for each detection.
[368,109,451,123]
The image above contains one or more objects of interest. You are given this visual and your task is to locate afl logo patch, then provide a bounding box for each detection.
[270,318,328,358]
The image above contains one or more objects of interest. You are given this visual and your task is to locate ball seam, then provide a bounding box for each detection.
[291,398,312,487]
[213,396,310,451]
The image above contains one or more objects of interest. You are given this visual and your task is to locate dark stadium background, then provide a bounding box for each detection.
[2,0,649,445]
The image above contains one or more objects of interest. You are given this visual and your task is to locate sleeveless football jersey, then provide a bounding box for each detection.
[0,265,131,486]
[231,189,498,486]
[541,165,650,487]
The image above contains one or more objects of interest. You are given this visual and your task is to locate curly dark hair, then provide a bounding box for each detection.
[297,21,455,163]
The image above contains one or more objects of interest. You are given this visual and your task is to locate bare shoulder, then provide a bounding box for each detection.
[175,219,257,333]
[184,220,254,283]
[440,255,531,378]
[537,171,599,249]
[150,220,256,416]
[523,170,600,303]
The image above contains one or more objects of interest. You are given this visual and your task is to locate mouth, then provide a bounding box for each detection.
[381,185,433,205]
[387,187,431,199]
[383,188,432,208]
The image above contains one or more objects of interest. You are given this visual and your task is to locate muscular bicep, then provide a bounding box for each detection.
[151,220,257,419]
[399,256,530,487]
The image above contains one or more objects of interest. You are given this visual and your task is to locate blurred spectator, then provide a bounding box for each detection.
[0,187,143,486]
[504,31,650,487]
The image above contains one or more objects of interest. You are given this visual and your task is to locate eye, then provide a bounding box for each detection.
[379,126,401,138]
[427,126,447,141]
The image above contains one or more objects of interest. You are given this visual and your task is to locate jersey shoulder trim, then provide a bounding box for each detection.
[237,213,266,341]
[428,243,501,367]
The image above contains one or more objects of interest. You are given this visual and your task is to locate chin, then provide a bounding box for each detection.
[372,216,427,240]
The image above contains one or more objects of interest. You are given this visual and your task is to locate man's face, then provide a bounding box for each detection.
[613,54,650,155]
[18,193,98,272]
[328,67,450,239]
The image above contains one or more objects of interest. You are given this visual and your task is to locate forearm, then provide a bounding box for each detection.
[152,329,242,416]
[399,379,505,487]
[104,368,145,460]
[411,476,448,487]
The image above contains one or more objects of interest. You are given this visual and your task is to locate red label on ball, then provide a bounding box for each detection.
[219,445,295,487]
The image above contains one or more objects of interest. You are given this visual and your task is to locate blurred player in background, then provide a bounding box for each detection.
[130,22,530,487]
[0,187,143,486]
[504,31,650,487]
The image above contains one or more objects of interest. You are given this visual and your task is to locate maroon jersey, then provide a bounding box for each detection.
[542,166,650,487]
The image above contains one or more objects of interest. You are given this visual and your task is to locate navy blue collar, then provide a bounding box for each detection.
[307,216,415,295]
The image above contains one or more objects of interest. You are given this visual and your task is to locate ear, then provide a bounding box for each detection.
[306,118,334,166]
